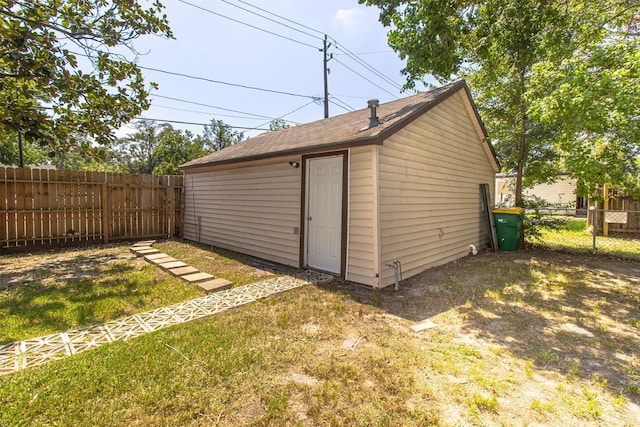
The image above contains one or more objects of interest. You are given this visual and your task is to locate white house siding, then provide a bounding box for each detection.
[346,146,377,286]
[378,91,497,287]
[183,157,302,267]
[495,176,512,204]
[525,177,576,204]
[496,175,577,205]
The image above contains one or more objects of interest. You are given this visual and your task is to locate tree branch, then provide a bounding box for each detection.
[0,8,100,41]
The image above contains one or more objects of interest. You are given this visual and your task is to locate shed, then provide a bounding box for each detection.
[180,80,500,288]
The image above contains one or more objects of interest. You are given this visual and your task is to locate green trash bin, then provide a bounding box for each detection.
[492,208,525,251]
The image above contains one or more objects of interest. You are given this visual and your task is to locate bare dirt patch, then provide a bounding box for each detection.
[0,244,134,289]
[324,249,640,425]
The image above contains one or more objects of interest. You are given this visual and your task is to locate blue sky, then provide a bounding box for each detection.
[122,0,431,138]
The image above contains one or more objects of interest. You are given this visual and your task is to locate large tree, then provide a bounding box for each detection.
[268,118,292,132]
[152,127,205,175]
[201,118,245,152]
[116,120,208,175]
[360,0,639,205]
[530,29,640,198]
[116,119,163,174]
[1,126,126,170]
[0,128,49,165]
[0,0,172,152]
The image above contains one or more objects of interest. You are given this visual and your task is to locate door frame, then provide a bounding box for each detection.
[299,150,348,277]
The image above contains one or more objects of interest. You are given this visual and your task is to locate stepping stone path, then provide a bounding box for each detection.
[148,256,177,265]
[158,261,187,270]
[182,272,214,283]
[0,241,334,376]
[130,241,230,291]
[198,278,234,292]
[169,266,200,277]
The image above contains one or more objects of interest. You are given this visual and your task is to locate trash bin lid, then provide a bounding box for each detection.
[492,207,525,214]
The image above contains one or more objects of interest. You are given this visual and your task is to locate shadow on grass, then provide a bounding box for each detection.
[0,254,154,344]
[323,250,640,396]
[0,240,283,345]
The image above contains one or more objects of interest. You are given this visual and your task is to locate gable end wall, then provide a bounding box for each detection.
[378,91,496,287]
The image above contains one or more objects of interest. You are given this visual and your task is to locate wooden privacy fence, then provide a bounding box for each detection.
[0,167,183,252]
[589,190,640,237]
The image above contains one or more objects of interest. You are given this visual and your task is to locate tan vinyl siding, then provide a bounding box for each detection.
[346,146,377,286]
[183,157,301,266]
[378,91,496,287]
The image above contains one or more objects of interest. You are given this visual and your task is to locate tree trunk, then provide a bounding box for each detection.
[515,69,527,209]
[58,149,65,171]
[515,119,526,208]
[515,67,529,246]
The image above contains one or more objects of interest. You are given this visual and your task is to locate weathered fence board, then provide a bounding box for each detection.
[0,167,183,251]
[591,192,640,236]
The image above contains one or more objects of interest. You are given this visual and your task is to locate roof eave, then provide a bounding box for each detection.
[458,81,502,171]
[180,80,501,172]
[180,136,382,171]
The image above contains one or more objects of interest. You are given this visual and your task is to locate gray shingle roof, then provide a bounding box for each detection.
[181,80,494,169]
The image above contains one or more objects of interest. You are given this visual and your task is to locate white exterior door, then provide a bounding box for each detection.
[306,156,343,274]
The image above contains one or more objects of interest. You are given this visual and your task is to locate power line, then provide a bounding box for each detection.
[328,99,353,114]
[330,96,356,111]
[181,0,405,99]
[151,103,267,121]
[252,99,318,130]
[233,0,325,37]
[334,43,404,91]
[329,93,395,101]
[231,0,404,95]
[67,8,405,120]
[152,94,293,121]
[44,105,269,130]
[134,116,269,130]
[332,42,405,94]
[178,0,319,50]
[139,65,317,99]
[333,58,398,98]
[336,50,394,55]
[151,101,301,128]
[329,96,355,112]
[218,0,322,41]
[68,49,318,101]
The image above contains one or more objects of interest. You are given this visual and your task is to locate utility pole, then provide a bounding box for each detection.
[322,34,332,119]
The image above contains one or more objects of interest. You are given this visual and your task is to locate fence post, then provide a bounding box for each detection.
[101,182,110,244]
[590,206,597,254]
[177,176,185,238]
[165,176,172,239]
[603,183,609,237]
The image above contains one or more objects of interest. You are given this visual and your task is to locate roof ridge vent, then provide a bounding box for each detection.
[367,99,380,128]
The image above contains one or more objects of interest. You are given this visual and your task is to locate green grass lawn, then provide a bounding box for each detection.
[1,246,638,426]
[0,241,265,344]
[530,218,640,259]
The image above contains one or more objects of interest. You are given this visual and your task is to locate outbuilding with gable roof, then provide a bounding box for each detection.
[180,80,500,288]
